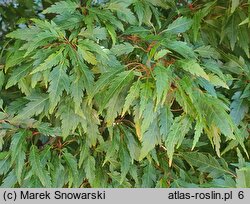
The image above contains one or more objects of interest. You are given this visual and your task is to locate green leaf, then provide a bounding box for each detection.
[88,67,123,103]
[178,59,209,80]
[159,106,173,141]
[0,157,11,175]
[154,49,171,60]
[21,31,58,57]
[10,130,28,164]
[106,23,117,45]
[194,46,220,59]
[83,102,101,147]
[6,64,32,89]
[164,41,196,59]
[192,10,203,42]
[123,127,140,162]
[79,27,107,40]
[236,149,250,187]
[30,48,64,74]
[192,120,204,150]
[103,137,119,167]
[210,124,221,157]
[5,49,26,71]
[99,70,134,111]
[0,152,9,161]
[119,144,131,184]
[238,23,250,58]
[105,90,124,126]
[208,74,229,89]
[141,101,155,135]
[231,0,240,13]
[236,167,250,188]
[181,152,235,178]
[154,65,172,106]
[29,145,51,187]
[107,2,136,25]
[15,151,26,184]
[43,1,78,14]
[230,92,249,125]
[78,45,97,65]
[79,144,89,168]
[164,17,192,34]
[68,46,94,94]
[35,122,60,137]
[1,170,17,187]
[206,176,236,188]
[134,1,145,26]
[122,80,141,116]
[139,121,161,161]
[84,156,96,186]
[202,96,235,139]
[239,18,249,26]
[56,101,82,138]
[48,64,70,113]
[139,81,153,117]
[70,74,85,116]
[6,27,40,41]
[6,98,28,115]
[63,151,79,187]
[79,39,108,58]
[16,93,49,119]
[141,161,156,187]
[225,15,238,50]
[143,4,153,26]
[51,160,65,188]
[111,43,134,56]
[10,131,27,184]
[165,115,192,166]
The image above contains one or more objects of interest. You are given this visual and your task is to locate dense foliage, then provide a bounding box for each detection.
[0,0,249,187]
